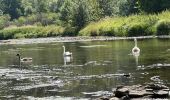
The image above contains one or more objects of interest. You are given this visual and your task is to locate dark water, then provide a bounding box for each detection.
[0,38,170,99]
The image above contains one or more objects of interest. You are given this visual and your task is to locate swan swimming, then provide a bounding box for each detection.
[62,46,72,56]
[16,53,33,67]
[132,38,140,55]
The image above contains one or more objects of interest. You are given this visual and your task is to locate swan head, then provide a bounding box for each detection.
[16,53,20,57]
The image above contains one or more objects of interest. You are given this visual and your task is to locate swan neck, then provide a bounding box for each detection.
[135,39,137,47]
[18,55,21,67]
[63,46,65,53]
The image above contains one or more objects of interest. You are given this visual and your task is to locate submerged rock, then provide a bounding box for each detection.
[96,96,110,100]
[153,90,169,98]
[114,87,129,98]
[112,84,170,99]
[109,97,120,100]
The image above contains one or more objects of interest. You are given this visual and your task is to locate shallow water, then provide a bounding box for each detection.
[0,38,170,99]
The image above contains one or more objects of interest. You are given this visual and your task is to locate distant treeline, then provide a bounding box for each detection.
[0,0,170,39]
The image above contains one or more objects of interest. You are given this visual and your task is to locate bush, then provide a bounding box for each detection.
[127,24,146,36]
[0,25,65,40]
[155,20,170,35]
[79,13,161,36]
[12,13,60,27]
[0,15,10,29]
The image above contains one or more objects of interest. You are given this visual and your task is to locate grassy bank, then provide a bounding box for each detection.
[79,11,170,36]
[0,25,65,39]
[1,11,170,39]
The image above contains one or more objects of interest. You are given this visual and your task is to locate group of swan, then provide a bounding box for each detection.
[16,39,139,67]
[62,38,139,64]
[16,46,72,67]
[63,38,139,57]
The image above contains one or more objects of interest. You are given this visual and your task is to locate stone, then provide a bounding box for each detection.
[153,90,169,98]
[114,87,129,98]
[109,97,120,100]
[97,96,110,100]
[99,84,170,100]
[146,84,169,90]
[121,95,130,100]
[129,90,145,98]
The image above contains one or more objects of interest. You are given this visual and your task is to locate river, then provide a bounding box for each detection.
[0,38,169,99]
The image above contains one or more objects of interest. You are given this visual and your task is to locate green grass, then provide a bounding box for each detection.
[1,10,170,40]
[0,25,65,39]
[79,10,170,36]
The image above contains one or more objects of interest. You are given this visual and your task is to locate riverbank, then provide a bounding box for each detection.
[0,35,170,45]
[1,11,170,40]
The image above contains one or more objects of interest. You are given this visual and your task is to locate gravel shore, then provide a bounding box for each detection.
[0,36,168,45]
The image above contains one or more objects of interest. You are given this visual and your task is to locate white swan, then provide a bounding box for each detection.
[62,46,72,56]
[16,54,33,67]
[132,38,140,55]
[64,56,73,65]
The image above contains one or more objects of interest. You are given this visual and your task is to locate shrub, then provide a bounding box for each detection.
[155,20,170,35]
[79,13,161,36]
[0,25,65,40]
[126,24,146,36]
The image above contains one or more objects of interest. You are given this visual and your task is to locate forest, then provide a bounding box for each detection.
[0,0,170,39]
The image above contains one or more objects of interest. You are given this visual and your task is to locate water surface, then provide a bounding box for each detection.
[0,38,170,99]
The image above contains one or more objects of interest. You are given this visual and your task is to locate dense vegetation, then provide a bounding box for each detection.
[0,0,170,39]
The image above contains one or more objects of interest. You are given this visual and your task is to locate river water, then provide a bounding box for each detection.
[0,38,169,99]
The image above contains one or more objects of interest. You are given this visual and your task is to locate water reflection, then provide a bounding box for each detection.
[133,53,139,66]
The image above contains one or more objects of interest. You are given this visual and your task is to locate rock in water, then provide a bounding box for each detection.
[153,90,169,98]
[114,87,129,98]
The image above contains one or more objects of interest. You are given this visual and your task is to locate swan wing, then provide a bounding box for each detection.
[64,52,72,56]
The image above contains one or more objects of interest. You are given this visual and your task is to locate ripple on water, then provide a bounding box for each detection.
[84,60,112,66]
[69,73,131,80]
[137,63,170,70]
[82,91,113,97]
[17,96,89,100]
[79,45,107,48]
[13,79,64,91]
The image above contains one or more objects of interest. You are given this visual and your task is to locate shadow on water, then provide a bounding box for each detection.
[0,39,169,99]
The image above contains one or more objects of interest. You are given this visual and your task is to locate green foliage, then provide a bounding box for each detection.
[14,13,59,26]
[72,1,89,31]
[80,12,170,37]
[137,0,170,13]
[155,20,170,35]
[0,25,65,39]
[1,0,170,39]
[0,15,10,29]
[0,0,23,19]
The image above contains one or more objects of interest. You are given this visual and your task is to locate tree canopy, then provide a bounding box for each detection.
[0,0,170,31]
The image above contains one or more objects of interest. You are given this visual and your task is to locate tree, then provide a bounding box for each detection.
[49,0,64,13]
[72,1,89,30]
[119,0,138,15]
[98,0,113,17]
[137,0,170,13]
[59,0,76,24]
[0,0,23,19]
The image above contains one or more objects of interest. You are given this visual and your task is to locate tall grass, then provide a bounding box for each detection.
[1,11,170,40]
[79,10,170,36]
[0,25,65,39]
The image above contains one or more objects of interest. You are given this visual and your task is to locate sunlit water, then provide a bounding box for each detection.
[0,38,170,99]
